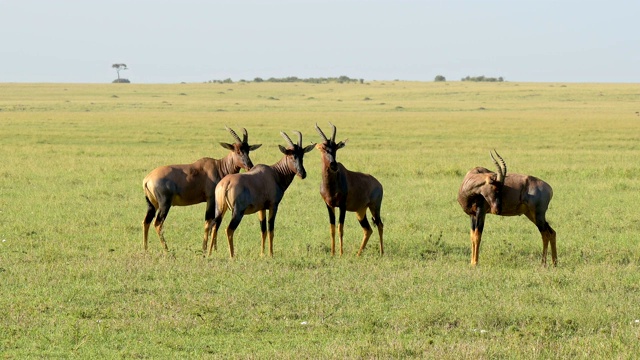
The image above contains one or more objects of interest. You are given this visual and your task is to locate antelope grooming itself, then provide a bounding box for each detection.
[209,131,315,258]
[457,151,556,266]
[142,127,261,253]
[315,123,384,256]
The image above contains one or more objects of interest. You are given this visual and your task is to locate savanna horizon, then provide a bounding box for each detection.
[1,81,639,358]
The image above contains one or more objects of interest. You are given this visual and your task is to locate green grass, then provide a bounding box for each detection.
[1,81,640,358]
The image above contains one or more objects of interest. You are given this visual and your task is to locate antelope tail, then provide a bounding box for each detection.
[143,180,155,203]
[224,186,234,216]
[215,181,234,217]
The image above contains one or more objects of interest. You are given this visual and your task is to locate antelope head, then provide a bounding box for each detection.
[482,150,507,214]
[220,126,262,171]
[279,131,315,179]
[315,122,348,171]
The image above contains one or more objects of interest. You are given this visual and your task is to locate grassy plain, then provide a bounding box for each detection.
[1,81,639,358]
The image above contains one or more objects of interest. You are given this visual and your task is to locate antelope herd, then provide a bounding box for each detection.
[142,124,556,267]
[208,131,315,258]
[142,126,261,253]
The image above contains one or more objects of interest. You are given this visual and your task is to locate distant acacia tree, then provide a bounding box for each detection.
[112,63,130,83]
[434,75,446,82]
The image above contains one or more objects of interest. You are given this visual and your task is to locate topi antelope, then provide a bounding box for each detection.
[142,126,261,253]
[209,131,315,258]
[457,151,556,266]
[315,123,384,256]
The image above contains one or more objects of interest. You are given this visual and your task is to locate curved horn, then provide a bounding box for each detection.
[328,122,337,143]
[242,128,248,144]
[493,150,507,178]
[225,126,242,144]
[315,123,328,142]
[293,130,303,147]
[490,150,506,183]
[280,131,295,148]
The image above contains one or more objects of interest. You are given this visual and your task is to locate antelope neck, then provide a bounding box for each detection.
[271,157,297,190]
[219,153,242,175]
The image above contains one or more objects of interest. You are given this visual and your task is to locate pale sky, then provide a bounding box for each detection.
[1,0,638,83]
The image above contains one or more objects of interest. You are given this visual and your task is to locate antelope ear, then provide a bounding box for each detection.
[220,142,234,150]
[337,139,348,149]
[249,144,262,151]
[303,143,316,153]
[278,144,288,154]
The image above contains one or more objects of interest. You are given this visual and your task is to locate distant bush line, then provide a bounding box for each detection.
[204,75,505,84]
[206,76,364,84]
[461,75,504,82]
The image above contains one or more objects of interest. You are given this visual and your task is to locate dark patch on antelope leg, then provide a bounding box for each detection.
[338,207,347,225]
[144,197,156,224]
[371,216,384,255]
[225,211,244,258]
[338,207,347,256]
[228,213,243,232]
[470,202,486,266]
[225,210,245,259]
[326,205,336,255]
[475,203,486,233]
[358,217,372,231]
[208,214,224,257]
[356,211,373,256]
[537,220,557,267]
[326,204,336,225]
[143,197,156,250]
[267,209,278,257]
[548,224,557,267]
[202,200,217,254]
[154,199,171,251]
[258,210,267,256]
[260,217,267,233]
[204,201,216,221]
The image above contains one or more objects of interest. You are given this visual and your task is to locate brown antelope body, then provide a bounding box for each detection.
[315,123,384,256]
[457,151,556,266]
[209,131,315,258]
[142,127,261,253]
